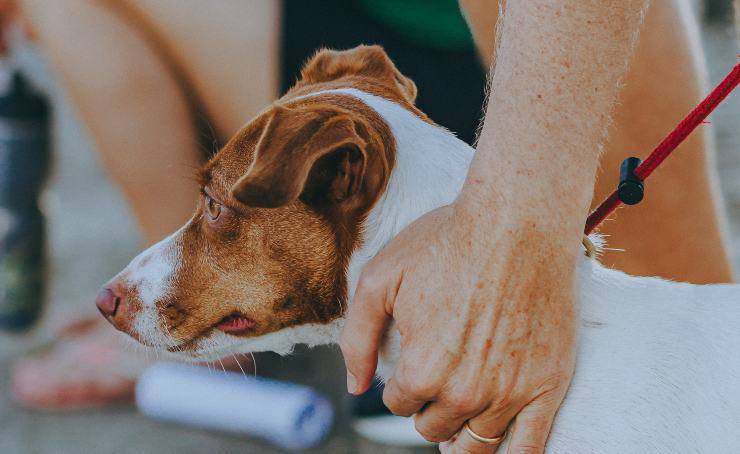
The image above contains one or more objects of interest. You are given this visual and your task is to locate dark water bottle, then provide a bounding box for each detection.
[0,70,50,332]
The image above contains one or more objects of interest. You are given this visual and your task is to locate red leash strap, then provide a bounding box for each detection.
[584,62,740,236]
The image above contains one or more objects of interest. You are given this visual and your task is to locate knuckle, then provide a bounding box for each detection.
[446,389,485,416]
[413,421,449,443]
[449,395,482,416]
[489,396,510,413]
[381,394,407,416]
[524,411,553,431]
[395,373,436,401]
[381,394,413,417]
[542,371,572,390]
[487,390,518,413]
[383,393,404,416]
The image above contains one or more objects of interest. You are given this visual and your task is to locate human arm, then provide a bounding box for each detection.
[340,1,650,452]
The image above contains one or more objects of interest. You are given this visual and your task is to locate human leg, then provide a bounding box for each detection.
[11,0,210,409]
[593,0,734,283]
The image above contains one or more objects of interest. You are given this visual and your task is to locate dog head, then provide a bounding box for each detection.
[95,46,417,360]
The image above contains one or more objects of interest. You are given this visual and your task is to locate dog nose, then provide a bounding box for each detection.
[96,287,122,318]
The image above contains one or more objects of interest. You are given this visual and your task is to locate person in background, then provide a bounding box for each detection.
[5,0,734,450]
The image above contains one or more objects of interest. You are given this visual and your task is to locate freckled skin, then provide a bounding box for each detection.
[346,205,577,435]
[338,3,652,452]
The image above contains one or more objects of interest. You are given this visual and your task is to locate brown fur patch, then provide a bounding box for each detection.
[105,46,420,350]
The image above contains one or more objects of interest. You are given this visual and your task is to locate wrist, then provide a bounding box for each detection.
[454,186,586,261]
[458,175,586,231]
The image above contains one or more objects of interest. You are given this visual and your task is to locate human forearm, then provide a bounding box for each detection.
[342,4,652,452]
[460,1,649,242]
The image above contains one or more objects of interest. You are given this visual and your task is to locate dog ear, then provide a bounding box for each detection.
[299,45,417,104]
[231,106,368,209]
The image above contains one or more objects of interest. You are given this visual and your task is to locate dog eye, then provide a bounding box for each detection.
[205,195,222,220]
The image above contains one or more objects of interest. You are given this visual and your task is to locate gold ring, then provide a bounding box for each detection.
[463,421,506,445]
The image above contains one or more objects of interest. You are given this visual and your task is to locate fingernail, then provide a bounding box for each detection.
[346,372,357,394]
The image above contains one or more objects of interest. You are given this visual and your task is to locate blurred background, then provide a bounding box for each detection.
[0,0,738,453]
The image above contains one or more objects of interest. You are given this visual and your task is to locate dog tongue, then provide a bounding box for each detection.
[216,315,256,334]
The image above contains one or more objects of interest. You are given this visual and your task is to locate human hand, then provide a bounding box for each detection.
[340,200,579,453]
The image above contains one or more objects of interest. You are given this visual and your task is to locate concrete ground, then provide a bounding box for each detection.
[0,14,738,454]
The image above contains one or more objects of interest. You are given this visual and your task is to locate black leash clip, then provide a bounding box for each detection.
[617,157,644,205]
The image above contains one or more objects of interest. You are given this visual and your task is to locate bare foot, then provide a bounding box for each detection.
[11,316,256,411]
[10,317,149,410]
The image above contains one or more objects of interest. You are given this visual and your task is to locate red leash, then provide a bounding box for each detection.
[584,62,740,235]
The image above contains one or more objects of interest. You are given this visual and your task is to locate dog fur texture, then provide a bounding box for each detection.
[98,46,740,453]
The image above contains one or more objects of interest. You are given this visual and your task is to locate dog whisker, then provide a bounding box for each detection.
[231,353,247,377]
[248,352,257,377]
[216,357,227,375]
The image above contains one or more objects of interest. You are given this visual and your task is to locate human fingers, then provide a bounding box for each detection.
[339,261,397,395]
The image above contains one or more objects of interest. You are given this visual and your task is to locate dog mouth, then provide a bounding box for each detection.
[165,312,257,354]
[215,313,257,335]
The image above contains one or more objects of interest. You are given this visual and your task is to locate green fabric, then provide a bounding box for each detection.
[356,0,474,50]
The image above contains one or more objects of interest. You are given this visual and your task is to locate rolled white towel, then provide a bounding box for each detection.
[136,362,334,450]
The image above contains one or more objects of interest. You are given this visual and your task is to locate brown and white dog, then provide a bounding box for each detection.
[96,46,740,452]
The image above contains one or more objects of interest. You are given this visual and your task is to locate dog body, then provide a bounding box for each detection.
[97,47,740,452]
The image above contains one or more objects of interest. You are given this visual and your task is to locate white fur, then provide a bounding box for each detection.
[316,89,473,299]
[126,88,740,452]
[307,89,740,452]
[123,227,183,348]
[126,227,182,308]
[549,262,740,453]
[185,319,344,361]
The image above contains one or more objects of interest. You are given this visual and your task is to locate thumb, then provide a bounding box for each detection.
[339,263,397,395]
[506,392,562,454]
